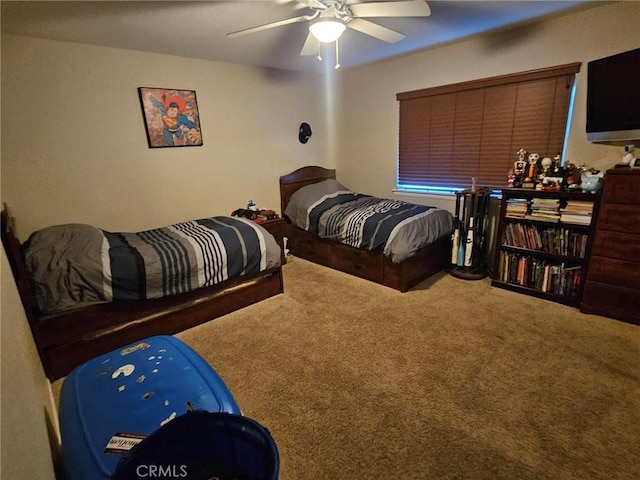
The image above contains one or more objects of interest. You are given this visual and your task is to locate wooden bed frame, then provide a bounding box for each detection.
[279,166,451,292]
[1,206,284,381]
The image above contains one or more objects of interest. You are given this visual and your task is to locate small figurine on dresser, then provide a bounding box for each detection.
[618,144,636,168]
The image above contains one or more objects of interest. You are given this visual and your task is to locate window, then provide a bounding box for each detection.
[396,63,581,191]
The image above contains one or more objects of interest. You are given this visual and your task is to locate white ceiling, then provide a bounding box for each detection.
[1,1,597,73]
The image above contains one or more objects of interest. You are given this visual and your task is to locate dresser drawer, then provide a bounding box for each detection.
[581,169,640,325]
[331,243,383,282]
[591,230,640,261]
[596,204,640,235]
[587,255,640,291]
[581,280,640,324]
[602,173,640,204]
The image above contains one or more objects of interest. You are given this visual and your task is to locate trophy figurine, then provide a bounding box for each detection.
[513,148,528,187]
[522,152,539,188]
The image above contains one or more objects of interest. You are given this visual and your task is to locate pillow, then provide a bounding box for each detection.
[25,224,107,314]
[284,179,351,229]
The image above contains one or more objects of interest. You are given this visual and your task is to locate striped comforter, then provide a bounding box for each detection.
[292,190,453,263]
[25,216,281,315]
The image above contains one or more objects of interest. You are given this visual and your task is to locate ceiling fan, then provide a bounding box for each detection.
[227,0,431,68]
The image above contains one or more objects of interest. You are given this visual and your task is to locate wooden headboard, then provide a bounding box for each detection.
[279,166,336,218]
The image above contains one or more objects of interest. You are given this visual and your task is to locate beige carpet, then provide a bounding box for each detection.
[52,258,639,479]
[172,258,639,480]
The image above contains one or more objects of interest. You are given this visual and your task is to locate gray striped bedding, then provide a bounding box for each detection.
[285,180,453,263]
[25,216,281,315]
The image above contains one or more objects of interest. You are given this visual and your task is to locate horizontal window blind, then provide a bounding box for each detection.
[397,63,581,190]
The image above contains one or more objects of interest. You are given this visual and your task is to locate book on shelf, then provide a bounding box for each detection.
[559,200,593,225]
[505,198,528,218]
[563,200,594,213]
[525,213,560,223]
[501,224,588,258]
[559,213,592,225]
[497,251,582,297]
[527,198,561,222]
[531,198,560,209]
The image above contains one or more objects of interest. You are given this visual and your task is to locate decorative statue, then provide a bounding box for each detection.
[526,153,540,181]
[540,156,553,177]
[507,167,516,188]
[564,162,578,188]
[581,169,604,193]
[512,148,528,188]
[553,153,562,168]
[514,148,528,175]
[550,153,565,183]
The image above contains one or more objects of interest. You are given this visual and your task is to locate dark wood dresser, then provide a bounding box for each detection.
[580,168,640,325]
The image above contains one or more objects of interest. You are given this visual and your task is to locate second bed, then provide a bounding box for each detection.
[280,166,453,292]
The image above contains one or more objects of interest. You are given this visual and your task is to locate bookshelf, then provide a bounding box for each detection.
[491,188,601,307]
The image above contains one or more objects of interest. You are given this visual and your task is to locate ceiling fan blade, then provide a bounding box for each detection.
[271,0,324,10]
[227,15,309,37]
[295,0,328,9]
[350,1,431,18]
[347,18,405,43]
[300,32,317,56]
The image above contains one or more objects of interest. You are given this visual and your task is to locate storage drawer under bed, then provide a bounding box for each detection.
[288,227,332,264]
[331,242,383,283]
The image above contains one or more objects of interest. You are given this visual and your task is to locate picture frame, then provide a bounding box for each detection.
[138,87,203,148]
[541,176,563,191]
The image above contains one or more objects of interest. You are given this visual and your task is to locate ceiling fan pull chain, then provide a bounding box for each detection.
[317,40,322,62]
[335,38,341,69]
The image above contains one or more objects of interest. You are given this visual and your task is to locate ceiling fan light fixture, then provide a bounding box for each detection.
[309,17,346,43]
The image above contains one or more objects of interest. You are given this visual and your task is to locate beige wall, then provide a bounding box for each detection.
[1,34,331,240]
[336,1,640,207]
[1,246,57,480]
[4,2,638,235]
[0,33,333,477]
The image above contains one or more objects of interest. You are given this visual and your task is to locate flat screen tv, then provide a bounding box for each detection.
[586,47,640,143]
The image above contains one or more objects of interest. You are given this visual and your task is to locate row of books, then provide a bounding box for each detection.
[528,198,561,222]
[502,223,588,258]
[497,251,582,297]
[505,198,528,218]
[559,200,594,225]
[504,198,594,225]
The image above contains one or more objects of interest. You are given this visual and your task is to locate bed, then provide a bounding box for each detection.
[279,166,453,292]
[1,205,284,381]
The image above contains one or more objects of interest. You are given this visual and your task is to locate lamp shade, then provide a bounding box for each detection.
[309,18,346,43]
